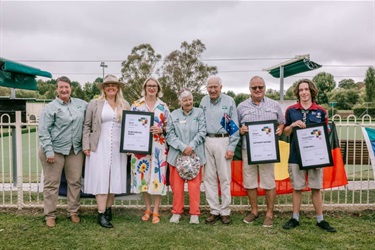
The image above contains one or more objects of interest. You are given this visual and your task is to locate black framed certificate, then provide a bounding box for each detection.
[244,120,280,165]
[293,122,333,170]
[120,111,154,154]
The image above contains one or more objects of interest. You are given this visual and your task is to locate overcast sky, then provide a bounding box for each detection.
[1,0,374,94]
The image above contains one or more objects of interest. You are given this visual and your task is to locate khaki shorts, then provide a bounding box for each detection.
[288,163,323,190]
[242,150,275,190]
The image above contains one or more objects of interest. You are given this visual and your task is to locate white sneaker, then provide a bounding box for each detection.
[190,215,199,224]
[169,214,181,223]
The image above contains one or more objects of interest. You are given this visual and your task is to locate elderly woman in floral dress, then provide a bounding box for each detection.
[131,77,170,224]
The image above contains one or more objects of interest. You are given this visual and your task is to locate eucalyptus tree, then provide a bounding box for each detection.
[120,44,162,103]
[159,39,217,98]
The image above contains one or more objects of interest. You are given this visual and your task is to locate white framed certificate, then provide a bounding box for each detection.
[293,122,333,170]
[120,111,154,154]
[245,120,280,165]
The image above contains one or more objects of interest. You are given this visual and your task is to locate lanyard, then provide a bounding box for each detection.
[301,109,309,124]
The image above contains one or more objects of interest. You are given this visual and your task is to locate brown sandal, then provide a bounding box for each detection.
[142,210,152,221]
[152,213,160,224]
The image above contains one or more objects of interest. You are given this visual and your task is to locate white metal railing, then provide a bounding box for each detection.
[1,111,374,210]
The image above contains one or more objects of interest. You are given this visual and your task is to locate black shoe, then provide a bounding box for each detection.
[221,215,231,225]
[317,220,336,232]
[98,213,113,228]
[104,207,112,221]
[283,218,300,230]
[205,214,221,224]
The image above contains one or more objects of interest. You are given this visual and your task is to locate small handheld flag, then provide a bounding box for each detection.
[220,113,239,136]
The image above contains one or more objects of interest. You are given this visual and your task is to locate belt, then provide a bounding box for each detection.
[207,133,229,138]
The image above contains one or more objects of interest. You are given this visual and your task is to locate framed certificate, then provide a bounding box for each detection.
[120,111,154,154]
[293,122,333,170]
[244,120,280,165]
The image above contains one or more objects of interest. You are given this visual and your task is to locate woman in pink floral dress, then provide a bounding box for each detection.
[131,77,170,224]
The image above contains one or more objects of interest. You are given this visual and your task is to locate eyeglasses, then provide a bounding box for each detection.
[251,86,265,90]
[146,85,158,89]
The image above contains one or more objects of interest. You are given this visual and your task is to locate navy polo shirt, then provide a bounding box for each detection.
[285,102,328,164]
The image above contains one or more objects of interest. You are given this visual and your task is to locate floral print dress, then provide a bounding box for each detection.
[131,97,169,195]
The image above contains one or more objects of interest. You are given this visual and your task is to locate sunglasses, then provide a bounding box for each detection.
[251,86,265,90]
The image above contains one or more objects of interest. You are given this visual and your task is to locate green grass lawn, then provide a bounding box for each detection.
[0,208,374,249]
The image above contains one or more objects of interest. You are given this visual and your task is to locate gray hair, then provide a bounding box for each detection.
[178,89,193,101]
[206,75,222,86]
[249,76,265,86]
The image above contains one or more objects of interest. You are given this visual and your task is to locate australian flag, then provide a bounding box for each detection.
[220,113,239,136]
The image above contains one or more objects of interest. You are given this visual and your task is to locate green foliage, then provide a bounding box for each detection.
[120,44,162,104]
[193,92,205,108]
[72,84,86,100]
[37,79,56,99]
[234,93,248,106]
[14,89,38,98]
[313,72,336,105]
[364,66,375,103]
[160,82,178,110]
[338,78,357,89]
[160,39,217,96]
[224,90,236,98]
[0,86,11,96]
[265,88,280,100]
[284,81,298,100]
[329,88,360,110]
[353,107,375,118]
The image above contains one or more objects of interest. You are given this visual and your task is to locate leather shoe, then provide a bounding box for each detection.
[104,207,112,221]
[70,214,80,223]
[221,215,231,225]
[205,214,221,224]
[46,218,56,228]
[98,213,113,228]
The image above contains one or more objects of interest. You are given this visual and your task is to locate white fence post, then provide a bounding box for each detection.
[15,111,23,210]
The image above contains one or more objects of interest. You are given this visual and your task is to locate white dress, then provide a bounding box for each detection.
[84,102,128,195]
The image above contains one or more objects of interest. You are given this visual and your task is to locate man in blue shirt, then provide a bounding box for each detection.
[199,75,240,225]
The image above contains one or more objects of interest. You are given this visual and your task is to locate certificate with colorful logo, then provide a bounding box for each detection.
[120,111,154,154]
[245,120,280,164]
[293,122,333,169]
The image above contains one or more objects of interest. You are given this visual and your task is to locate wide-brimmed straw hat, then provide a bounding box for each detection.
[97,74,125,89]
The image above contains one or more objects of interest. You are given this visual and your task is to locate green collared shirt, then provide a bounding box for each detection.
[199,93,240,152]
[38,97,87,157]
[166,107,207,166]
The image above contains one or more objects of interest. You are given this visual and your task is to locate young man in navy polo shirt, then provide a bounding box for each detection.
[282,79,336,233]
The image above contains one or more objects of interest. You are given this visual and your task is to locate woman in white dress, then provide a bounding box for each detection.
[82,75,130,228]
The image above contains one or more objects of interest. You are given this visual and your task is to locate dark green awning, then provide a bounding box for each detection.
[0,58,52,90]
[267,58,322,78]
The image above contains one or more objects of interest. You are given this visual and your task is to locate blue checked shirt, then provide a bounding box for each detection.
[237,96,285,150]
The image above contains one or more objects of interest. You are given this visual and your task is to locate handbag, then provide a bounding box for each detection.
[175,153,201,181]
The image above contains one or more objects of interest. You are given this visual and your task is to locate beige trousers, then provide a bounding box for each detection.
[39,148,84,219]
[203,137,232,216]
